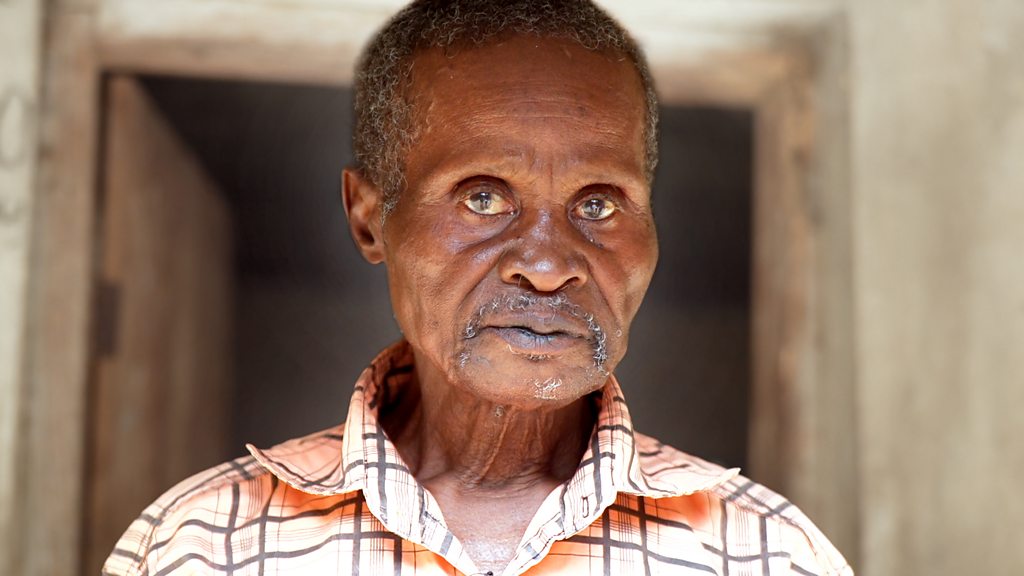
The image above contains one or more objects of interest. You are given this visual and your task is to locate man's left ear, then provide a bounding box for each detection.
[341,168,386,264]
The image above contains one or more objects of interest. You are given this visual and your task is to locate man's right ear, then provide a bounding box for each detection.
[341,168,386,264]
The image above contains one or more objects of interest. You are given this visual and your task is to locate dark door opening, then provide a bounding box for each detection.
[141,75,753,470]
[86,74,752,574]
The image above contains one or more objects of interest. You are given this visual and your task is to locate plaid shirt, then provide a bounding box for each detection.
[104,341,852,576]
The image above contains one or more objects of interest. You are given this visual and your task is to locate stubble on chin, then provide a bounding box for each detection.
[451,293,618,406]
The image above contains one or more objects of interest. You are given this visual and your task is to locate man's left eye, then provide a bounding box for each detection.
[575,197,617,220]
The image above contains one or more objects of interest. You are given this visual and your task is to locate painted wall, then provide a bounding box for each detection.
[850,0,1024,574]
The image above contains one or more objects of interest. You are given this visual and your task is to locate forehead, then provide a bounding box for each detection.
[403,35,647,184]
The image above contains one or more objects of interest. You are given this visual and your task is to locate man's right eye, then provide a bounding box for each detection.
[462,188,514,216]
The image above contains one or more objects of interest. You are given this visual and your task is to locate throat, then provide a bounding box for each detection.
[427,481,556,576]
[377,356,601,573]
[401,389,595,488]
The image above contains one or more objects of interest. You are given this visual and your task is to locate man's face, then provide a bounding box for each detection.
[379,35,658,408]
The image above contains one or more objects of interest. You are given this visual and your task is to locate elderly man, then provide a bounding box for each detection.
[104,1,851,575]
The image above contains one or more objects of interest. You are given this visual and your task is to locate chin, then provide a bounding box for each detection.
[452,336,611,410]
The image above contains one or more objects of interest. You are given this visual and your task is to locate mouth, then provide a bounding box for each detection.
[461,293,610,370]
[486,325,584,354]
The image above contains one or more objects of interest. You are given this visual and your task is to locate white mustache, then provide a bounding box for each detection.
[462,293,609,370]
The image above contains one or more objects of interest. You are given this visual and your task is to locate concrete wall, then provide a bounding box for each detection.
[0,0,40,572]
[850,0,1024,574]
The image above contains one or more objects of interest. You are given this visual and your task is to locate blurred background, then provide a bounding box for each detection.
[1,0,1022,575]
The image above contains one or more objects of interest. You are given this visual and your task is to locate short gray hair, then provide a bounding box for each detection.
[353,0,659,216]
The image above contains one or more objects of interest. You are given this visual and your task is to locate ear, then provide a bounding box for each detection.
[341,168,386,264]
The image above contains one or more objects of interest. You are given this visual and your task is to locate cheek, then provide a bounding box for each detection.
[385,220,436,333]
[604,224,658,321]
[599,230,656,367]
[626,243,658,311]
[388,248,451,338]
[384,214,494,346]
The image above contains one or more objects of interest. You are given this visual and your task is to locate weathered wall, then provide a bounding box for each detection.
[850,0,1024,574]
[0,0,40,572]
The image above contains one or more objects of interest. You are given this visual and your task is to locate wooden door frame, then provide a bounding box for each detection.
[11,1,857,573]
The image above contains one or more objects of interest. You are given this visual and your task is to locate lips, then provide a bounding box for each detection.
[488,310,588,336]
[481,326,585,355]
[477,311,591,354]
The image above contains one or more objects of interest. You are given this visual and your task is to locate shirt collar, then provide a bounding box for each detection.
[247,340,739,558]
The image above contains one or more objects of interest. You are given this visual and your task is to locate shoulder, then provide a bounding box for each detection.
[632,432,853,576]
[102,427,348,576]
[708,474,853,575]
[102,453,270,576]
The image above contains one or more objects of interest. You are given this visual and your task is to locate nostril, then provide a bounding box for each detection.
[510,273,532,290]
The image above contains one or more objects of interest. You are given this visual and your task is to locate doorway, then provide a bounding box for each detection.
[139,74,754,467]
[83,73,754,574]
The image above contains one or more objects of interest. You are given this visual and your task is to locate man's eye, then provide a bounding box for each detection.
[463,189,513,215]
[575,197,617,220]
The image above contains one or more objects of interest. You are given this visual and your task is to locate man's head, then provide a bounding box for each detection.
[343,0,659,411]
[352,0,660,216]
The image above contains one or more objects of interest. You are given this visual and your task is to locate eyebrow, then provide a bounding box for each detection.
[422,155,647,198]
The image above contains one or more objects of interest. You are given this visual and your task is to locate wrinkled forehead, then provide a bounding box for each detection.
[403,34,648,155]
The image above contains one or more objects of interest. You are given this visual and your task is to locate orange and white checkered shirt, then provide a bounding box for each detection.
[104,341,852,576]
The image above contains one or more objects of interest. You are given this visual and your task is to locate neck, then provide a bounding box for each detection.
[381,354,597,492]
[378,349,600,575]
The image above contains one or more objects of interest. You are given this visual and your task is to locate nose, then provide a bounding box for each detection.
[498,210,588,293]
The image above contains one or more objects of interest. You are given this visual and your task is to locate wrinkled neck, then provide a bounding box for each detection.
[380,359,596,491]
